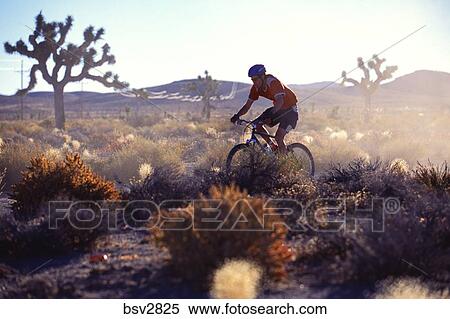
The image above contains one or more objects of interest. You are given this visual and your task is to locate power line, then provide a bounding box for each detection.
[296,25,426,106]
[271,24,427,122]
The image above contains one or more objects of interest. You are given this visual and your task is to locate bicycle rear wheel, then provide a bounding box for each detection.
[286,143,315,176]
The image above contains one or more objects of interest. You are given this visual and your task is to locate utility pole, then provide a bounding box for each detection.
[0,59,29,120]
[20,60,24,120]
[80,81,84,119]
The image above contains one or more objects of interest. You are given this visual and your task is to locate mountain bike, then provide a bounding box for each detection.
[226,119,315,176]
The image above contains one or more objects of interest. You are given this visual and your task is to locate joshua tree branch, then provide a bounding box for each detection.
[341,71,360,87]
[84,73,128,89]
[357,57,370,83]
[4,40,35,59]
[56,15,73,46]
[15,64,39,96]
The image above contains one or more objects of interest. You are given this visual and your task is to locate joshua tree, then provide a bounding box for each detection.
[185,70,220,120]
[341,55,397,118]
[4,12,128,129]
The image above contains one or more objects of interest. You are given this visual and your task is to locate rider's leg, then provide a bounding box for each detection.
[254,107,277,147]
[255,122,276,146]
[274,106,298,153]
[275,126,288,153]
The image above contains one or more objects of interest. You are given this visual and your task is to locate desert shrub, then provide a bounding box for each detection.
[152,185,295,287]
[11,153,120,221]
[127,163,190,203]
[227,146,316,197]
[127,162,231,205]
[322,158,383,185]
[0,208,108,258]
[227,146,284,194]
[414,161,449,193]
[293,160,450,286]
[5,275,61,298]
[1,153,120,258]
[320,158,414,200]
[294,203,439,285]
[190,168,229,196]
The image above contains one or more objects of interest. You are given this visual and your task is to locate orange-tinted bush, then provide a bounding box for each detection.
[153,185,294,286]
[12,153,120,220]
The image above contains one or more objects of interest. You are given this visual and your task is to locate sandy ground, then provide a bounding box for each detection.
[0,226,373,298]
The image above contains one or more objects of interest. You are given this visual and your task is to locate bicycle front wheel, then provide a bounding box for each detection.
[226,143,253,176]
[287,143,315,177]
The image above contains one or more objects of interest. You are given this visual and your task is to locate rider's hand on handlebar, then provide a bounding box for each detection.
[230,114,240,124]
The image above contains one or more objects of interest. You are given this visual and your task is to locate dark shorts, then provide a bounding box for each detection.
[255,106,299,132]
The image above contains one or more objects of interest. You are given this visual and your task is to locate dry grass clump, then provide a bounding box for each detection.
[94,136,184,183]
[126,113,164,128]
[66,118,136,149]
[152,185,294,288]
[389,158,409,174]
[0,140,47,190]
[148,119,199,138]
[414,161,449,193]
[195,139,234,170]
[0,121,47,142]
[210,259,262,299]
[374,278,449,299]
[310,136,369,173]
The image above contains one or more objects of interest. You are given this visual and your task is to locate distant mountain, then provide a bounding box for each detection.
[382,70,450,97]
[0,70,449,113]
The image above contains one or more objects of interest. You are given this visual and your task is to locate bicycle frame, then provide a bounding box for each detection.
[237,119,275,147]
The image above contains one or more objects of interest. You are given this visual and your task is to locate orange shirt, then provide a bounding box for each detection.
[248,74,298,109]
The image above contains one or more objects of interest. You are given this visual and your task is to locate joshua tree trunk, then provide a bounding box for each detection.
[363,94,372,122]
[364,94,371,110]
[54,85,66,129]
[203,101,211,120]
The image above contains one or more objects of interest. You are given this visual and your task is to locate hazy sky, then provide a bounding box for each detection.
[0,0,449,94]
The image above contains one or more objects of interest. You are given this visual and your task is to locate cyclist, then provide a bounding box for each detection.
[230,64,299,152]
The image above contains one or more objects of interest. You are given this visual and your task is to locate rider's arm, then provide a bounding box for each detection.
[236,99,254,117]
